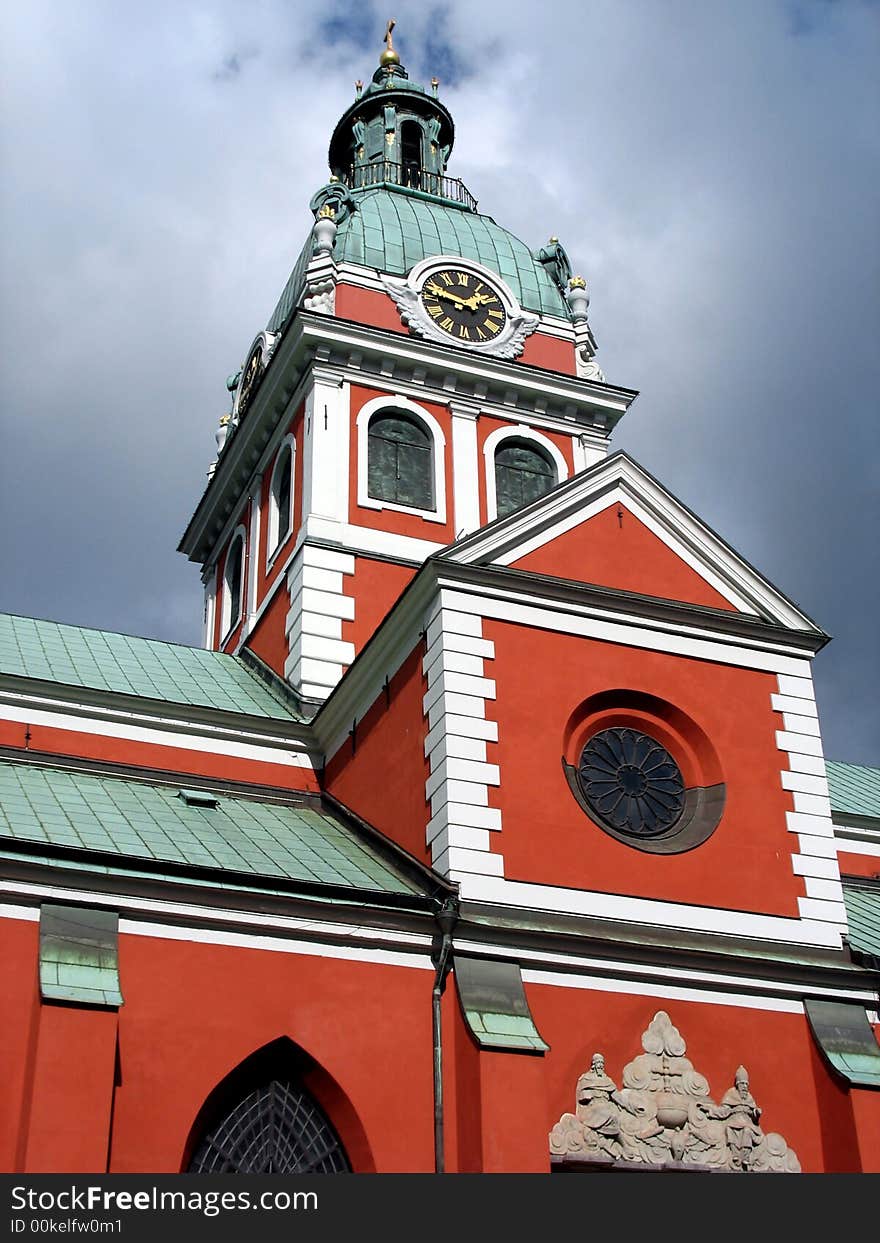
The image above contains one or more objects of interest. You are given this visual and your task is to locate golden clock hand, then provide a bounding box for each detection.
[425,284,471,308]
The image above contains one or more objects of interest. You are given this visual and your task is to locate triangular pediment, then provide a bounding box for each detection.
[441,452,821,631]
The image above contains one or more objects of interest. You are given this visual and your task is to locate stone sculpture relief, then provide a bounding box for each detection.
[550,1011,800,1172]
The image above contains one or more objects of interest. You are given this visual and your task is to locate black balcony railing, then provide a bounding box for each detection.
[345,160,477,211]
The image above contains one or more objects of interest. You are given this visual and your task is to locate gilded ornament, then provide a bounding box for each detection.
[380,18,400,66]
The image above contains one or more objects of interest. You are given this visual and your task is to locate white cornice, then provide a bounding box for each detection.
[0,679,315,755]
[180,312,637,565]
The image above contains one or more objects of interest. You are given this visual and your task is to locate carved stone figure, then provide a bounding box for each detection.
[719,1066,764,1171]
[575,1054,622,1157]
[550,1011,801,1172]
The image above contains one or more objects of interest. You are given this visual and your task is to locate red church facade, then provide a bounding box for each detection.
[2,31,878,1176]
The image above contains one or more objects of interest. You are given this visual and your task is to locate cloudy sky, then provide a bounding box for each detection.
[1,0,877,764]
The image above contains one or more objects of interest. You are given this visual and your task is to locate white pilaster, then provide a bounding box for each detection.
[449,400,481,537]
[301,369,349,540]
[572,428,608,474]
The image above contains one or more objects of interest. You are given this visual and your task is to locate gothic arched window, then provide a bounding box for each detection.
[367,412,434,510]
[267,439,293,561]
[189,1079,350,1174]
[494,440,557,518]
[222,530,245,637]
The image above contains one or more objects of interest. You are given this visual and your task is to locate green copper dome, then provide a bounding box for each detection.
[264,28,573,334]
[333,189,568,318]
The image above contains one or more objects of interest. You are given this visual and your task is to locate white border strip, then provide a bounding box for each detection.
[0,883,433,970]
[0,700,315,769]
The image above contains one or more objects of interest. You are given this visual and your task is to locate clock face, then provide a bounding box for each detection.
[237,344,263,418]
[420,268,507,344]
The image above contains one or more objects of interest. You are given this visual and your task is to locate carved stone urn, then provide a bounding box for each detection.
[654,1094,689,1131]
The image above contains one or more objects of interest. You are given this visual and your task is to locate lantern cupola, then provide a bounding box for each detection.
[327,20,467,209]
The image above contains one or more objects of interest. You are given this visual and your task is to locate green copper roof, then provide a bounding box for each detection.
[334,189,568,318]
[843,881,880,967]
[40,905,123,1007]
[804,996,880,1088]
[0,758,422,896]
[826,761,880,820]
[0,613,301,721]
[454,956,549,1054]
[266,234,313,335]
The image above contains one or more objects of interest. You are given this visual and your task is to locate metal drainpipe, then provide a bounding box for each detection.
[432,896,459,1174]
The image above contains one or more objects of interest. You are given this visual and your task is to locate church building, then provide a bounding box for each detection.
[2,27,878,1174]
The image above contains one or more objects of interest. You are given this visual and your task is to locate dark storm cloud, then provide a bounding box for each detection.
[0,1,877,762]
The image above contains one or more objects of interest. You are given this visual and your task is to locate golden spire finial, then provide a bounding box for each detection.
[380,17,400,66]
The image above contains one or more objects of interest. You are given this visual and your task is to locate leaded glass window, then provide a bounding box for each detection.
[577,728,685,839]
[495,441,556,518]
[189,1079,349,1174]
[271,444,292,552]
[367,413,434,510]
[225,537,244,632]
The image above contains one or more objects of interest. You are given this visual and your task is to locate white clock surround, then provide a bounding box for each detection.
[381,255,540,360]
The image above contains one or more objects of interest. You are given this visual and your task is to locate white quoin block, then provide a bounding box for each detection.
[429,826,492,854]
[424,650,485,680]
[425,734,487,764]
[430,778,490,813]
[425,610,483,648]
[776,730,824,758]
[426,757,501,799]
[432,846,505,878]
[426,803,503,837]
[301,545,355,574]
[776,674,816,701]
[424,715,498,756]
[288,565,345,596]
[300,612,344,640]
[426,693,486,726]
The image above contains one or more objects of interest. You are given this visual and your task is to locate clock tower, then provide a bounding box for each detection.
[179,30,635,704]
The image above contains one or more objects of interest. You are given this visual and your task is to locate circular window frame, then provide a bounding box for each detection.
[576,727,686,840]
[562,693,726,856]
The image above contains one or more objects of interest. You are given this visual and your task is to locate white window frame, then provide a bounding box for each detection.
[356,393,447,525]
[220,525,247,643]
[266,434,296,571]
[483,425,568,522]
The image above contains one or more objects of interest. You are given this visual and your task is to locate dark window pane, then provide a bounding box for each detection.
[495,441,556,518]
[577,727,685,838]
[368,414,434,509]
[273,447,292,548]
[227,539,243,630]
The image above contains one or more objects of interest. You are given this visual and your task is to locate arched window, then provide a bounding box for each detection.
[368,412,434,510]
[267,438,294,563]
[189,1079,350,1174]
[494,440,557,518]
[400,120,423,188]
[221,529,246,637]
